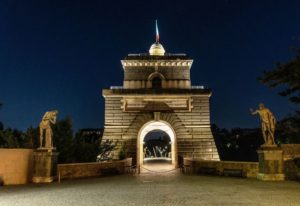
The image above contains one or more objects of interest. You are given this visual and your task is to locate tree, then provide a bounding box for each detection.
[97,140,117,162]
[259,46,300,143]
[276,112,300,144]
[259,47,300,104]
[52,117,74,163]
[0,103,3,131]
[211,124,232,160]
[0,128,26,148]
[24,126,40,148]
[212,124,261,162]
[73,130,102,163]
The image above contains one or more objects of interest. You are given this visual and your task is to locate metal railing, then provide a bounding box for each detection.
[110,86,124,89]
[110,86,205,90]
[191,85,205,89]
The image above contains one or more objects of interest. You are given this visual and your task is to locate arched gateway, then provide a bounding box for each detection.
[138,121,177,169]
[101,23,219,172]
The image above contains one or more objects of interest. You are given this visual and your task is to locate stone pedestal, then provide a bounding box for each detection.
[32,148,58,183]
[257,145,285,181]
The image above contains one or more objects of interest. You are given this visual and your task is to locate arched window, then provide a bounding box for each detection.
[152,77,162,89]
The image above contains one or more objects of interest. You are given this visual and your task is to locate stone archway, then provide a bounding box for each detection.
[137,121,177,172]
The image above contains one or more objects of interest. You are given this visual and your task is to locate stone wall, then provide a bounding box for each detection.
[102,91,220,164]
[57,158,132,181]
[281,144,300,180]
[123,79,191,89]
[121,58,193,89]
[284,159,300,180]
[0,149,33,185]
[124,66,191,81]
[183,158,259,178]
[281,144,300,160]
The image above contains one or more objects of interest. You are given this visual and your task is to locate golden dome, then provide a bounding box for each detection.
[149,42,165,56]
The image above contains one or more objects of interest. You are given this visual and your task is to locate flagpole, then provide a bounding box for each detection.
[155,20,159,43]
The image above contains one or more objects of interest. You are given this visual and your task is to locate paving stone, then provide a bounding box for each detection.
[1,174,300,206]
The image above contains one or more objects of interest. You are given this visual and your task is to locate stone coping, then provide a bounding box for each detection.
[58,159,129,167]
[124,55,191,60]
[103,88,211,96]
[186,159,259,165]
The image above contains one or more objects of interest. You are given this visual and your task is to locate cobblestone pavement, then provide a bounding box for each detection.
[1,173,300,206]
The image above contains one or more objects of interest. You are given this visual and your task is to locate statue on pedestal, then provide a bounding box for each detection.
[33,110,59,183]
[250,103,276,146]
[39,110,58,149]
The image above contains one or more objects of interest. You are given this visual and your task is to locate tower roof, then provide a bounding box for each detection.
[149,42,165,56]
[149,20,165,56]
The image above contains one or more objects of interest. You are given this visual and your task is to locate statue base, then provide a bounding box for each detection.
[32,148,58,183]
[257,173,285,181]
[257,145,285,181]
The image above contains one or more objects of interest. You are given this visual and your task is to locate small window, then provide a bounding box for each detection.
[152,77,162,89]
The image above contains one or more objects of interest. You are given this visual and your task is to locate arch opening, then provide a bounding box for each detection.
[137,121,177,173]
[143,129,171,163]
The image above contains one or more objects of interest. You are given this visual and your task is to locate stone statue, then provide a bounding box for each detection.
[250,103,276,146]
[39,110,58,149]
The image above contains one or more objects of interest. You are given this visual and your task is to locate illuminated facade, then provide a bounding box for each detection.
[102,25,219,169]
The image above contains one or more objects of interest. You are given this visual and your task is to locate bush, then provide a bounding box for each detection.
[118,143,127,160]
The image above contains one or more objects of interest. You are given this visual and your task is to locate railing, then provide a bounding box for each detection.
[191,85,205,89]
[127,53,187,57]
[110,86,206,90]
[110,86,124,89]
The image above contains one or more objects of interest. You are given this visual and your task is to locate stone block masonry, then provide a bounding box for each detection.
[102,89,220,165]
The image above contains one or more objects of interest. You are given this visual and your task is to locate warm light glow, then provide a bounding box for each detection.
[139,121,175,145]
[138,121,177,168]
[149,42,165,56]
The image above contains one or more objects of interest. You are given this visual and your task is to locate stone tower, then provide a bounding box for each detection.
[102,23,219,168]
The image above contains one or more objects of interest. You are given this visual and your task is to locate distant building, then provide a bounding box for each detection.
[79,128,103,136]
[77,128,104,143]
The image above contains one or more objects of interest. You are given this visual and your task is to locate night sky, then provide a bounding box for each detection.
[1,0,300,131]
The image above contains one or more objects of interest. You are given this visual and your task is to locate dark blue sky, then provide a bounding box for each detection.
[1,0,300,131]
